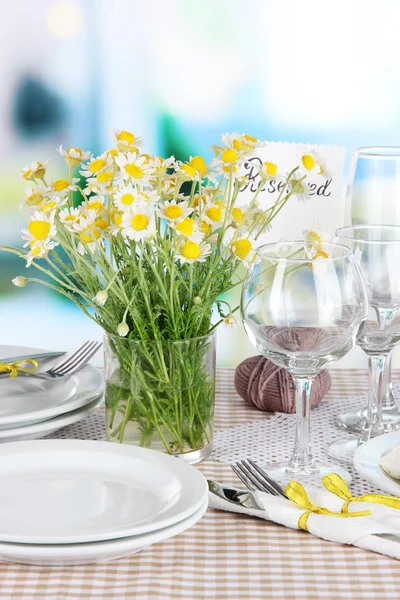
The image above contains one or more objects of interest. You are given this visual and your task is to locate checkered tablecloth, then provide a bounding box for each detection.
[0,369,399,600]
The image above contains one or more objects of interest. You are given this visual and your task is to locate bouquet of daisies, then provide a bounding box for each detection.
[3,131,327,453]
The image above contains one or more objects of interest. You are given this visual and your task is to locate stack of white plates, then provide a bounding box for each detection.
[0,345,104,441]
[0,440,208,565]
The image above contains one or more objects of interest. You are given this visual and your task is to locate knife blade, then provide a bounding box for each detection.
[207,480,264,510]
[0,351,66,364]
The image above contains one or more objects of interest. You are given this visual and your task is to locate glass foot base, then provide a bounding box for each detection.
[328,438,361,465]
[260,460,351,489]
[336,408,400,434]
[174,442,213,464]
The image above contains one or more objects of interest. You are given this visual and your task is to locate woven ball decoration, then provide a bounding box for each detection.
[234,355,331,413]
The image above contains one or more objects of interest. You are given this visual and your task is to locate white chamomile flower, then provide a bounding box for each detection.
[59,207,81,231]
[176,240,211,264]
[109,209,124,236]
[210,149,242,178]
[160,175,179,199]
[93,290,108,306]
[156,199,191,222]
[21,161,48,181]
[117,321,129,337]
[229,204,248,228]
[121,203,155,241]
[12,276,28,287]
[85,167,115,188]
[246,207,271,236]
[138,189,159,204]
[217,133,266,156]
[80,153,112,179]
[109,129,144,151]
[202,202,226,227]
[39,195,68,215]
[170,217,204,243]
[21,210,58,266]
[224,314,238,328]
[303,222,330,259]
[58,146,92,168]
[49,177,79,196]
[290,176,311,202]
[20,183,51,210]
[149,155,176,178]
[225,230,258,265]
[258,160,279,181]
[297,148,323,175]
[115,152,155,184]
[80,196,106,213]
[71,209,103,255]
[114,184,139,211]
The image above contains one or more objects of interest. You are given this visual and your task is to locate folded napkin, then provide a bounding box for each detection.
[209,478,400,560]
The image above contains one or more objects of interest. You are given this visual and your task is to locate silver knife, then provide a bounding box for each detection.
[208,480,263,510]
[0,351,66,364]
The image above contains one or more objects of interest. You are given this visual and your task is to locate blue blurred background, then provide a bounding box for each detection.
[2,0,400,367]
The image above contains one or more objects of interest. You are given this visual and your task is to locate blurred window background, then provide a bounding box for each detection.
[2,0,400,367]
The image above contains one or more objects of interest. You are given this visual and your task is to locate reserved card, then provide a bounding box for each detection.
[238,142,346,238]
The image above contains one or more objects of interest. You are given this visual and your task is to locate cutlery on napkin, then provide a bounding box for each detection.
[208,479,400,560]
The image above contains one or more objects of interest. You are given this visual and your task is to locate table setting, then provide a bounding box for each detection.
[0,134,400,598]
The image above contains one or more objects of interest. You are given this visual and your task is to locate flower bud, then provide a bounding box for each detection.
[193,296,202,306]
[12,276,27,287]
[117,321,129,337]
[93,290,108,306]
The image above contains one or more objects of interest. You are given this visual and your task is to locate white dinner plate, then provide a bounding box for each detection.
[0,345,104,428]
[0,497,208,566]
[0,396,103,442]
[353,431,400,495]
[0,439,208,544]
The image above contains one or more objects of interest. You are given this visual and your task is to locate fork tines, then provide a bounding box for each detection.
[51,341,102,376]
[231,460,288,498]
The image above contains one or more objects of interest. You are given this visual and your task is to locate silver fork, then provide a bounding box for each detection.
[231,460,288,499]
[1,341,102,380]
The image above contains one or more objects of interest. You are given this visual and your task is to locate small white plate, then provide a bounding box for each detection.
[0,345,104,428]
[0,498,208,566]
[353,431,400,495]
[0,439,208,544]
[0,396,103,442]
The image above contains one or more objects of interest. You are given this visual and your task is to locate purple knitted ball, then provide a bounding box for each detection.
[234,356,331,413]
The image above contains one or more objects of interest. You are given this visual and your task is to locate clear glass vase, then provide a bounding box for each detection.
[104,331,216,463]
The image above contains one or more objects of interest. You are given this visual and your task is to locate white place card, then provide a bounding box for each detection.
[238,142,346,239]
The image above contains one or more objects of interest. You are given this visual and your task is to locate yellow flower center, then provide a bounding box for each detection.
[222,149,239,163]
[131,214,148,231]
[23,169,32,179]
[41,201,57,213]
[181,241,201,260]
[29,245,41,256]
[264,161,277,176]
[120,193,135,205]
[232,207,243,223]
[112,210,123,226]
[28,220,51,241]
[117,130,135,145]
[176,218,194,236]
[232,239,252,260]
[97,172,113,183]
[53,179,69,192]
[206,207,223,222]
[223,165,237,173]
[189,156,207,176]
[141,153,150,162]
[181,164,197,178]
[80,233,93,243]
[302,155,315,170]
[314,250,328,259]
[96,218,109,230]
[200,221,210,233]
[89,159,106,173]
[306,231,321,244]
[244,134,257,142]
[67,147,82,155]
[215,200,226,209]
[26,192,43,206]
[64,215,76,222]
[125,164,144,178]
[107,148,119,157]
[88,201,103,211]
[164,204,183,220]
[233,139,243,151]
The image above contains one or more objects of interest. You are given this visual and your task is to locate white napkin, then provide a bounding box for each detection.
[209,489,400,560]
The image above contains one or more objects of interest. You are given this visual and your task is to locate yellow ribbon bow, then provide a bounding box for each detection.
[285,480,372,531]
[322,473,400,513]
[0,359,39,378]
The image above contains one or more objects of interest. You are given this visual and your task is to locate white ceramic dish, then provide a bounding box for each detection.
[0,345,104,429]
[0,498,208,566]
[0,396,102,442]
[353,431,400,495]
[0,439,208,544]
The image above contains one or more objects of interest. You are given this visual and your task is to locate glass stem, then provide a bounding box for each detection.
[360,354,387,443]
[383,351,396,410]
[287,376,317,472]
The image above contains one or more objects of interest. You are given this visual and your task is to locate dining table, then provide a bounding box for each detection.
[0,367,399,600]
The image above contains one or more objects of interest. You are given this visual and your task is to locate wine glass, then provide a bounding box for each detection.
[241,241,368,486]
[328,225,400,464]
[339,147,400,432]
